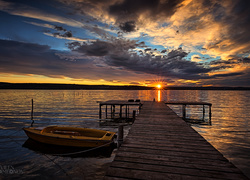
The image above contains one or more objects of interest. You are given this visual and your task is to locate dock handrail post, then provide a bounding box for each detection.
[128,106,130,118]
[120,105,122,119]
[202,105,205,121]
[132,110,136,122]
[125,105,128,119]
[118,125,124,148]
[209,105,212,125]
[105,105,107,119]
[182,104,186,120]
[111,105,113,119]
[30,99,34,127]
[99,104,102,119]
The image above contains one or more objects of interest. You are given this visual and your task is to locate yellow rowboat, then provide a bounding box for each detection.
[23,126,116,148]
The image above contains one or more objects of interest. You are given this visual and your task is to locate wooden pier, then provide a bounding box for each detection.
[105,101,248,180]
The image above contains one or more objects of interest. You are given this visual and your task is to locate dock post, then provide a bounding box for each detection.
[202,105,205,121]
[118,125,124,148]
[209,105,212,125]
[99,104,102,119]
[139,103,142,110]
[182,104,186,120]
[105,105,107,119]
[120,105,122,119]
[30,99,34,127]
[128,106,130,118]
[125,105,128,119]
[133,110,136,122]
[111,105,113,118]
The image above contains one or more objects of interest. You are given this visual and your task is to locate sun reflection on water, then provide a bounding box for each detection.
[157,90,161,102]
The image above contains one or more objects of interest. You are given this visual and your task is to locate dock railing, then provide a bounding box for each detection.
[165,101,212,125]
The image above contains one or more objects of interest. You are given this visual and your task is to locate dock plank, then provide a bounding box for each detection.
[104,101,248,180]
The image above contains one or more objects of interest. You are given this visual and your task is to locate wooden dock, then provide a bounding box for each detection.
[104,101,248,180]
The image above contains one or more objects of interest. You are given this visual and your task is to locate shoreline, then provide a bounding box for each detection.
[0,82,249,90]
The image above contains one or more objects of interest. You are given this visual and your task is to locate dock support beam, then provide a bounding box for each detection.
[99,104,102,119]
[125,105,128,119]
[182,104,186,120]
[209,105,212,125]
[118,125,124,148]
[133,110,136,122]
[120,105,123,119]
[202,105,205,121]
[105,105,107,119]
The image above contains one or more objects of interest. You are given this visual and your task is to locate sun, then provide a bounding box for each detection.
[157,84,162,89]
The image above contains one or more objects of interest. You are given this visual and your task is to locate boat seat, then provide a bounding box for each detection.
[53,130,81,136]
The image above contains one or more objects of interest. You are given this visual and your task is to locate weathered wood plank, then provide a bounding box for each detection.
[118,146,226,161]
[115,151,238,168]
[110,161,246,180]
[114,155,242,173]
[105,167,216,180]
[120,143,224,156]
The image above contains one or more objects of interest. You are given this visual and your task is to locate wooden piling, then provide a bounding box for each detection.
[30,99,34,127]
[120,105,122,119]
[99,104,102,119]
[202,105,205,120]
[182,104,186,120]
[118,125,124,148]
[132,110,136,122]
[209,104,212,125]
[105,105,107,119]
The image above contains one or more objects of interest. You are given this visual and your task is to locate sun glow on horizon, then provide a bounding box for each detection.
[157,84,162,89]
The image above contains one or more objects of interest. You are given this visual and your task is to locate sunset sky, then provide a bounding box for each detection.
[0,0,249,87]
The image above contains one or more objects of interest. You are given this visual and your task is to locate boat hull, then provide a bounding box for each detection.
[23,126,116,148]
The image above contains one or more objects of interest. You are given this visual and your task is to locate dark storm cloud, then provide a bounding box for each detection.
[62,0,184,33]
[243,57,250,64]
[205,68,250,87]
[220,0,250,45]
[119,21,136,33]
[108,0,183,21]
[67,37,247,80]
[54,25,67,31]
[211,72,244,78]
[52,25,73,37]
[0,39,127,80]
[104,47,212,80]
[68,38,139,56]
[209,58,249,68]
[201,0,250,53]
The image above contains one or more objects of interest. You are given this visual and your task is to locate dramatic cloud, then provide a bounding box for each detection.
[0,39,152,84]
[119,21,137,33]
[0,0,249,86]
[68,38,216,80]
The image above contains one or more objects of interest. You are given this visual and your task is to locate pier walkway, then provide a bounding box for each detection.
[105,101,248,180]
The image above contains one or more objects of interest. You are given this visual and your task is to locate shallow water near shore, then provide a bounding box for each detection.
[0,89,249,179]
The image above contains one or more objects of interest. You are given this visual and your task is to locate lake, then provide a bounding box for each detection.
[0,89,249,179]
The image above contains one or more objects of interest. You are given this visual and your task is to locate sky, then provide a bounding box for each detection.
[0,0,249,87]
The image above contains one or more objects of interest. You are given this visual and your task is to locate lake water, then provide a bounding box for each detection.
[0,89,249,179]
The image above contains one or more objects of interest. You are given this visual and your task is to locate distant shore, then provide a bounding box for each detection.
[0,82,249,90]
